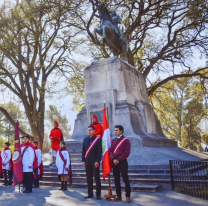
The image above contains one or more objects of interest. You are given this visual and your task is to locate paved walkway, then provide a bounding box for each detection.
[0,186,207,206]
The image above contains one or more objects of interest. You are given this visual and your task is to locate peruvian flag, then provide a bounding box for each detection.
[13,122,23,186]
[102,108,112,181]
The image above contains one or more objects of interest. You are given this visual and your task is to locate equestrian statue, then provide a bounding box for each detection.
[93,3,134,66]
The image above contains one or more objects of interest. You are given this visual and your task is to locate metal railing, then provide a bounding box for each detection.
[169,160,208,199]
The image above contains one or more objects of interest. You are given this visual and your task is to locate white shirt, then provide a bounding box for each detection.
[117,134,123,139]
[1,149,12,170]
[21,146,35,172]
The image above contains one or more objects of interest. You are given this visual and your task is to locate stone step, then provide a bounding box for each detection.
[44,163,170,170]
[43,167,171,174]
[43,171,171,179]
[44,166,170,174]
[40,176,171,184]
[38,181,162,192]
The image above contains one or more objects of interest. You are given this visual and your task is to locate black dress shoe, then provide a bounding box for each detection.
[23,190,28,193]
[84,195,93,199]
[3,183,8,186]
[96,196,102,200]
[25,190,32,193]
[32,186,39,188]
[8,183,12,185]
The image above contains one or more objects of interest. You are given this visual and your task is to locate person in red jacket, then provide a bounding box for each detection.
[110,125,131,203]
[49,121,64,164]
[90,114,102,136]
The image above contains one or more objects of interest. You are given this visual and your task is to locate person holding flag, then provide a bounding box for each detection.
[49,121,64,164]
[110,125,131,203]
[1,142,13,186]
[90,114,102,136]
[56,141,72,191]
[21,135,38,193]
[82,126,102,200]
[32,141,43,188]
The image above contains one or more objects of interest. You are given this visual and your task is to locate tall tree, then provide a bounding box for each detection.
[0,0,83,148]
[150,76,208,149]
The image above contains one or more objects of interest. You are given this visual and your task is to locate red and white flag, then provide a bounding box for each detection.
[102,108,112,181]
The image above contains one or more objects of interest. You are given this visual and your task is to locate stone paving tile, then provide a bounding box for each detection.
[0,185,208,206]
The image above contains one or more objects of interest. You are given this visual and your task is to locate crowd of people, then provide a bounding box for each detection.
[0,114,132,203]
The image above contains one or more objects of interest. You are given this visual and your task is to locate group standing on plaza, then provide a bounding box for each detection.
[0,115,131,203]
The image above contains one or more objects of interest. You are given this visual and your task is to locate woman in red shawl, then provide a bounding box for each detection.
[90,114,102,136]
[49,121,64,164]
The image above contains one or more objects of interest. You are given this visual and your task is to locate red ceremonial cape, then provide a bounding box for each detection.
[90,122,103,136]
[58,147,72,184]
[49,128,64,151]
[3,148,13,171]
[0,150,2,178]
[22,143,39,179]
[34,146,44,179]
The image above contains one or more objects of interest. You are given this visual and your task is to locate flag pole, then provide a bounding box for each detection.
[19,183,20,193]
[103,97,115,200]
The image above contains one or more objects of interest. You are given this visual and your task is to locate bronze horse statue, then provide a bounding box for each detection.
[93,3,134,66]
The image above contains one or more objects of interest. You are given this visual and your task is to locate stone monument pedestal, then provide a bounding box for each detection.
[70,57,177,147]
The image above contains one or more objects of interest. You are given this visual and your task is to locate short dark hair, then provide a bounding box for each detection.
[88,126,95,130]
[24,135,30,139]
[5,142,10,146]
[60,141,65,145]
[115,125,124,133]
[21,136,25,139]
[33,141,38,145]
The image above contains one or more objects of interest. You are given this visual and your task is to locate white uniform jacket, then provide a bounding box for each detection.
[56,150,70,175]
[21,146,35,172]
[1,149,12,170]
[35,149,42,175]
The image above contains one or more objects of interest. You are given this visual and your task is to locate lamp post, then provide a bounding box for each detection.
[185,123,190,149]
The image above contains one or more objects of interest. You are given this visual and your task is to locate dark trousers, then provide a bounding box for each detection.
[85,161,101,196]
[24,172,33,192]
[33,174,39,187]
[3,169,12,184]
[113,159,131,198]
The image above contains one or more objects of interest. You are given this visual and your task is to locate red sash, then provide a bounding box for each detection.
[85,136,101,159]
[58,148,72,183]
[113,137,128,154]
[21,146,29,158]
